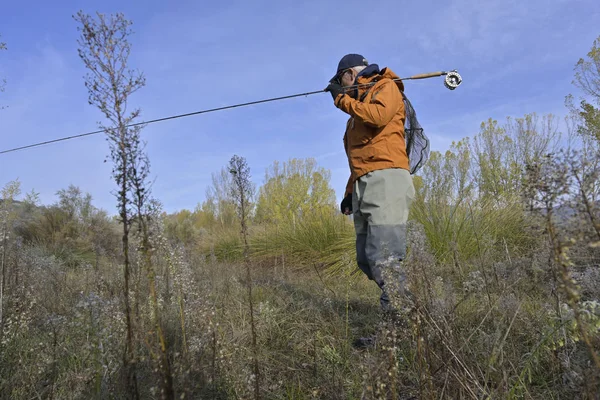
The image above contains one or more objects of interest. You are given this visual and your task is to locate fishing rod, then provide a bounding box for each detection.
[341,69,462,91]
[0,69,462,155]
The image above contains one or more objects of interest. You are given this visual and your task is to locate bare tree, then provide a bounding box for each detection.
[205,167,238,229]
[74,11,146,398]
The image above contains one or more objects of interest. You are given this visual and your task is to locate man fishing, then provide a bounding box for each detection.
[325,54,416,326]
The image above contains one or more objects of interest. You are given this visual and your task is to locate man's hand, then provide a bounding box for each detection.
[325,82,344,101]
[340,193,352,215]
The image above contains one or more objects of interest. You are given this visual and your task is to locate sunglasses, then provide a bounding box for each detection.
[332,69,351,85]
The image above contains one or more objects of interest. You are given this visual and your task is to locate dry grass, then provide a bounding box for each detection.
[1,214,599,399]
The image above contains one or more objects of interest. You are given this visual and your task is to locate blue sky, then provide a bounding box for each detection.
[0,0,599,214]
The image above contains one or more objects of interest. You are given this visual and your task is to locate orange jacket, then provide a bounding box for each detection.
[335,67,408,197]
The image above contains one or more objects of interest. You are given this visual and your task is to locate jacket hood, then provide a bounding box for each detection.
[355,65,404,93]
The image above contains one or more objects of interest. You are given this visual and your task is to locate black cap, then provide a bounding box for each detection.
[331,53,369,82]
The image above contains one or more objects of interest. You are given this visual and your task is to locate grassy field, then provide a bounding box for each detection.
[1,204,599,399]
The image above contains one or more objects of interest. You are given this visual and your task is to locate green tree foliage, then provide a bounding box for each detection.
[164,209,200,246]
[192,202,218,230]
[56,185,93,224]
[472,114,561,205]
[569,34,600,141]
[254,157,336,225]
[17,185,119,269]
[22,189,40,213]
[411,113,559,263]
[162,165,256,248]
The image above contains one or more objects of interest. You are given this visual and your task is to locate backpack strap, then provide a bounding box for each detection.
[359,86,373,102]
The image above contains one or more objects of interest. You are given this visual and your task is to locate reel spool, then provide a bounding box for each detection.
[444,70,462,90]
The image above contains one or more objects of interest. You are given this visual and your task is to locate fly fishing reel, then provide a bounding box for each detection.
[444,70,462,90]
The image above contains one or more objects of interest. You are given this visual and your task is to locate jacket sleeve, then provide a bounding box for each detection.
[334,79,401,128]
[344,175,353,197]
[343,132,353,196]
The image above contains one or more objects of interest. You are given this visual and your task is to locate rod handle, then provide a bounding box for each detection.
[407,71,445,80]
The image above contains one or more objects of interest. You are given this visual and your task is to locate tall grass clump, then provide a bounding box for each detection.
[251,208,354,267]
[410,114,560,266]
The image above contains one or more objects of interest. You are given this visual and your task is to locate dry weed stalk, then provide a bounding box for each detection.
[229,154,260,400]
